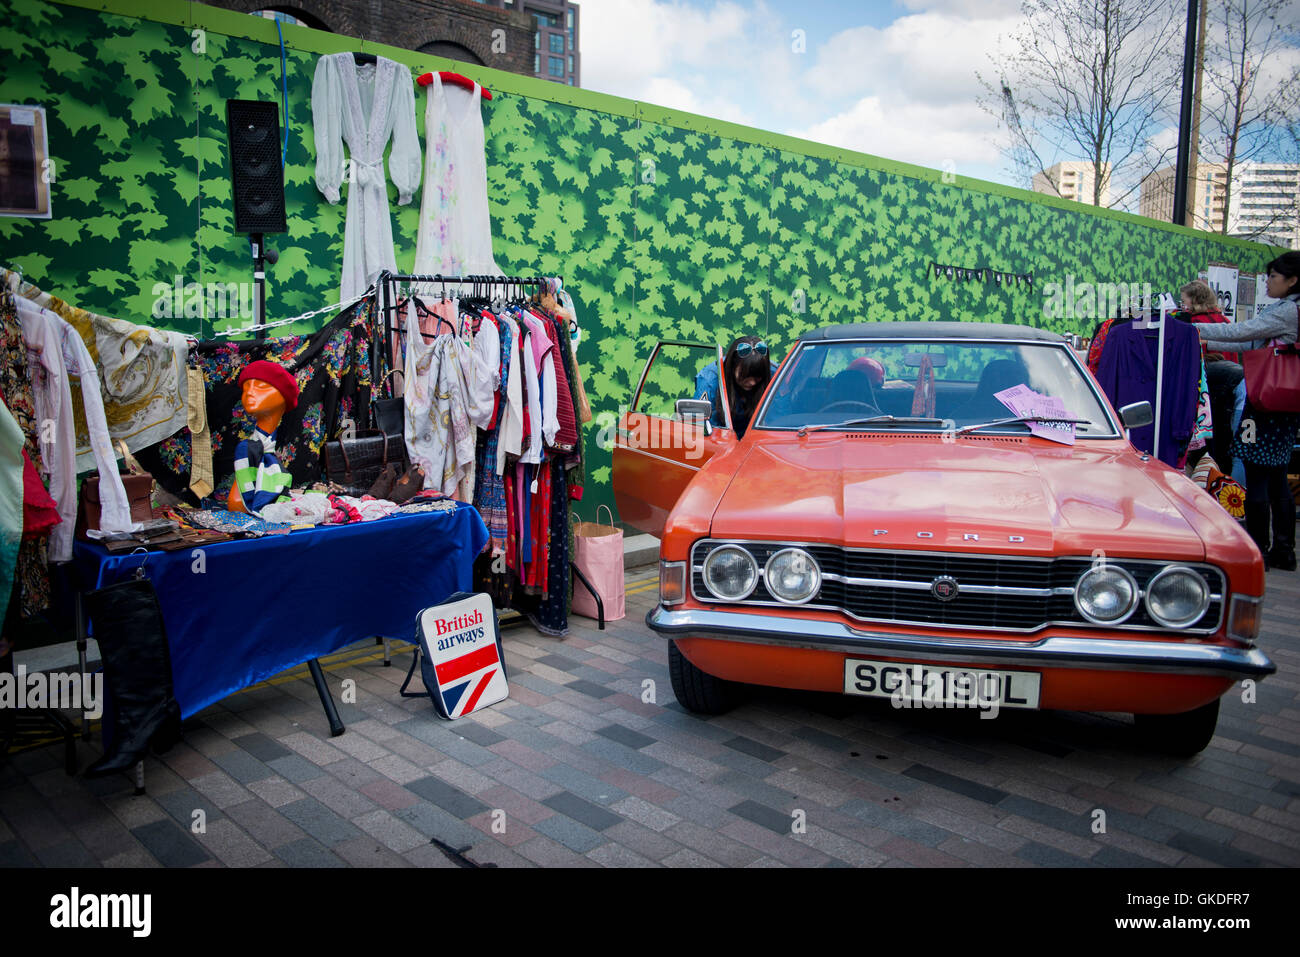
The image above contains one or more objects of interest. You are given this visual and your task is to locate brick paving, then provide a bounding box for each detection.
[2,566,1298,868]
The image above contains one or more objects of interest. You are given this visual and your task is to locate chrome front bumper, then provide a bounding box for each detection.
[646,606,1276,679]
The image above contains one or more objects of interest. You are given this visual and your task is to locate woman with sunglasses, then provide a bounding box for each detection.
[693,335,773,438]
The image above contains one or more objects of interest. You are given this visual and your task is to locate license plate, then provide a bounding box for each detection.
[843,659,1041,710]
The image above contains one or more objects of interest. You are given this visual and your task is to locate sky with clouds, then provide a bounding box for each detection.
[578,0,1300,204]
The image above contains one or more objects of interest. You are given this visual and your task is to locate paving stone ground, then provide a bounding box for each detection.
[3,566,1299,868]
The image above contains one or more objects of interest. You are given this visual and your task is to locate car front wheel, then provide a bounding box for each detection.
[1134,698,1220,756]
[668,641,740,715]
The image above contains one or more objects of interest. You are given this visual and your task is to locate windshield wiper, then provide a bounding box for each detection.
[797,415,947,436]
[955,415,1089,435]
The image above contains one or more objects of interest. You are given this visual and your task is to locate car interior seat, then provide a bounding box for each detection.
[953,358,1029,422]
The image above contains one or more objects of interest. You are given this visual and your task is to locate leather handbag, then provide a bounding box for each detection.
[75,442,156,541]
[1242,303,1300,414]
[321,429,398,489]
[372,369,407,469]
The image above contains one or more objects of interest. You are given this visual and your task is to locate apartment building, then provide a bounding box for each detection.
[1139,163,1228,231]
[1227,162,1300,248]
[1032,161,1112,207]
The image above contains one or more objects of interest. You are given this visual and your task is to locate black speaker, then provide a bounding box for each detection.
[226,99,287,234]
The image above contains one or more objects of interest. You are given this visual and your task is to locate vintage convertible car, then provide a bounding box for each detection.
[613,323,1276,755]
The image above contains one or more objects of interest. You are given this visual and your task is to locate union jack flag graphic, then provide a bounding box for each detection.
[416,594,509,720]
[434,644,505,718]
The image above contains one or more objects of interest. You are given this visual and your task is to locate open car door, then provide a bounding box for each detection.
[613,340,735,537]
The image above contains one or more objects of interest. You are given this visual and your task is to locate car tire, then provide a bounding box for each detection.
[668,641,740,715]
[1134,698,1220,756]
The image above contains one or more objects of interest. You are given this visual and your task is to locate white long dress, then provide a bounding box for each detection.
[312,53,422,301]
[413,74,501,290]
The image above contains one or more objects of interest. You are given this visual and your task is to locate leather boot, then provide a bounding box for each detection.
[83,577,182,778]
[1244,502,1271,566]
[1267,483,1297,571]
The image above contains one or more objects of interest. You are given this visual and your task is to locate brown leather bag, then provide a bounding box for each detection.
[321,429,398,489]
[76,473,155,541]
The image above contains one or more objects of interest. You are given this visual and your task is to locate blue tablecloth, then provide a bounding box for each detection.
[73,504,489,718]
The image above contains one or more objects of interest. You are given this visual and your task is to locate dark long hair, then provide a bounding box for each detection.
[722,335,772,435]
[1266,251,1300,298]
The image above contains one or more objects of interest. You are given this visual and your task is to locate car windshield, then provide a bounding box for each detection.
[757,338,1115,435]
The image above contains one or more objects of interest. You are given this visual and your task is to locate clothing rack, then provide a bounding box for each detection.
[370,270,602,632]
[373,270,562,389]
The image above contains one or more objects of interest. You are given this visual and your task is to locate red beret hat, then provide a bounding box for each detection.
[238,360,299,410]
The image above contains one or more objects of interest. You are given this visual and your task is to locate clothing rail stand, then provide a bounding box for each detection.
[373,272,601,635]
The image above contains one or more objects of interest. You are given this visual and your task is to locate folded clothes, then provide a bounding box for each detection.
[329,495,401,523]
[185,508,292,536]
[260,492,334,526]
[397,499,458,514]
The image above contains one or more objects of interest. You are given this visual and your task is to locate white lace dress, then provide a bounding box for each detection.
[413,74,501,290]
[312,54,422,300]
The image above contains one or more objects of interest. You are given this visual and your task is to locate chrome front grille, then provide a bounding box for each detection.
[689,540,1225,634]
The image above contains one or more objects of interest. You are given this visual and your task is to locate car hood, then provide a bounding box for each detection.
[706,433,1205,558]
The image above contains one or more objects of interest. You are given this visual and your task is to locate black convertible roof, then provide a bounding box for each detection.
[798,321,1067,342]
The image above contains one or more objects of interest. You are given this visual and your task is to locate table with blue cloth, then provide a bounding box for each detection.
[73,503,489,741]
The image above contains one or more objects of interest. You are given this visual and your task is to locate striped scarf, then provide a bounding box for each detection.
[233,428,292,515]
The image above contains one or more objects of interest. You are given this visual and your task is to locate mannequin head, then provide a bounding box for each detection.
[241,378,287,432]
[227,361,298,513]
[235,360,299,433]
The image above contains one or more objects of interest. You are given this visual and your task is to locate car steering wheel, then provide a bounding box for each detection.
[820,400,880,415]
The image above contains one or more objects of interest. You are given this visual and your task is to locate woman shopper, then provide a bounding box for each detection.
[1196,252,1300,570]
[1177,279,1239,472]
[694,335,773,438]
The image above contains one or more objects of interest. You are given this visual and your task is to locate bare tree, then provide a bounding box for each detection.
[1199,0,1299,241]
[979,0,1184,210]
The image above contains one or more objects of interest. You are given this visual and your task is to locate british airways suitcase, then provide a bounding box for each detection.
[399,591,509,719]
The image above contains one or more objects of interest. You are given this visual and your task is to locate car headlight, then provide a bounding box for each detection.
[764,548,821,604]
[702,545,759,601]
[1074,565,1138,624]
[1144,566,1210,628]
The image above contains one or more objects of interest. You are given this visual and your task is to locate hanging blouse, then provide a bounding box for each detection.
[0,287,48,617]
[312,53,422,300]
[522,311,559,448]
[495,312,525,472]
[18,298,139,557]
[458,310,499,430]
[515,317,544,465]
[403,304,476,498]
[536,308,579,450]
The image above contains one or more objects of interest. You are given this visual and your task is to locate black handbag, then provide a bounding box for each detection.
[321,429,399,489]
[371,369,407,469]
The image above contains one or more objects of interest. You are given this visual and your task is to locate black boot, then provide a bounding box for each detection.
[83,578,182,778]
[1244,502,1271,566]
[1266,480,1297,571]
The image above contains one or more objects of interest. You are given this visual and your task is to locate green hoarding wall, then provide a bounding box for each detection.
[0,0,1284,520]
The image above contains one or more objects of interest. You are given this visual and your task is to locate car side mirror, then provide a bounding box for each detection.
[1118,401,1153,429]
[676,398,714,435]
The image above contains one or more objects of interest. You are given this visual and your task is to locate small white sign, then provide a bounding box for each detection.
[8,108,34,126]
[1206,264,1239,321]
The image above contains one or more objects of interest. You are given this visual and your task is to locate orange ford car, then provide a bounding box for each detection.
[613,323,1275,755]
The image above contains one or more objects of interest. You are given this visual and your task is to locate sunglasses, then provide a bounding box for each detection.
[735,340,768,358]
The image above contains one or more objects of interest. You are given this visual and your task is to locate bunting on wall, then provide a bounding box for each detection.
[929,262,1034,287]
